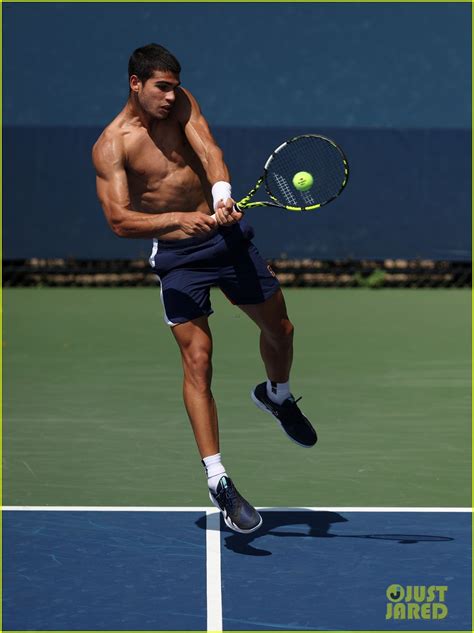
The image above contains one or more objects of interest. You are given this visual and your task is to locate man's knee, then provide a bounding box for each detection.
[282,318,294,339]
[264,317,294,344]
[182,346,212,387]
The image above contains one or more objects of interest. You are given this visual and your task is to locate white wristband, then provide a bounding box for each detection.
[211,181,232,211]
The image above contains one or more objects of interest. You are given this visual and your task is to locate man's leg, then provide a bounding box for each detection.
[239,288,318,448]
[171,315,262,533]
[237,288,294,383]
[171,316,218,458]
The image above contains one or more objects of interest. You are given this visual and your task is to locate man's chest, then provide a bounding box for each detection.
[124,124,194,180]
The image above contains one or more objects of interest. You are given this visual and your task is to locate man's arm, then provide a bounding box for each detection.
[177,87,229,184]
[92,131,216,238]
[177,88,242,225]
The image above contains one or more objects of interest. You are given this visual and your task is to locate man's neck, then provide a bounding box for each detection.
[125,96,155,131]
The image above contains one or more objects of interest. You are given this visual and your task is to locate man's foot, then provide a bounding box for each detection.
[251,382,318,447]
[209,476,262,534]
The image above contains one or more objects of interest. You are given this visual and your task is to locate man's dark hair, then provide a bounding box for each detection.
[128,43,181,83]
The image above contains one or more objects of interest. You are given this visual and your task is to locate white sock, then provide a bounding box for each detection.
[202,453,227,492]
[266,379,291,405]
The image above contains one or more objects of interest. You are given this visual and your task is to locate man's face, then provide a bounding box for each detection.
[131,70,180,119]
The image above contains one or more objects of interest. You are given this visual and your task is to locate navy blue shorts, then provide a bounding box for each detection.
[149,221,280,326]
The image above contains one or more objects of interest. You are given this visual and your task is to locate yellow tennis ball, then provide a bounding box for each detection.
[292,171,314,191]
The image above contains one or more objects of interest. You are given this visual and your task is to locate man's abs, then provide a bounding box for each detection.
[125,124,214,240]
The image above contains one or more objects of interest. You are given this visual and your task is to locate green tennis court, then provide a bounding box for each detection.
[4,287,470,509]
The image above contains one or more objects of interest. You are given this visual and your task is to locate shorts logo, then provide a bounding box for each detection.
[267,264,276,278]
[385,584,448,620]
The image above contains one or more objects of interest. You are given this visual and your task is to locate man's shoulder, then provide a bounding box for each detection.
[175,87,202,123]
[92,113,134,164]
[94,114,128,148]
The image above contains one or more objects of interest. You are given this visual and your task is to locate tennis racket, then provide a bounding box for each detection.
[216,134,349,215]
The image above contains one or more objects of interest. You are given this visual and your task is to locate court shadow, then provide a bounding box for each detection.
[222,510,346,556]
[195,510,346,556]
[195,510,454,557]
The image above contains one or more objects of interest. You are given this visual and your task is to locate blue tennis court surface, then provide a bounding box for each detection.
[219,510,471,630]
[3,508,471,631]
[3,510,207,630]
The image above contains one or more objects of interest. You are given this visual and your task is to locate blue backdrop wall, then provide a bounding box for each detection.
[3,2,471,260]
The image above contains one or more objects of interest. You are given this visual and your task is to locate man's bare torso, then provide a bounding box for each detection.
[100,97,213,239]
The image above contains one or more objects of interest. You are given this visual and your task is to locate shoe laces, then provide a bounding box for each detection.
[288,395,302,406]
[221,479,237,510]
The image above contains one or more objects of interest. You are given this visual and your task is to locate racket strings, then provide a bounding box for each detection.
[273,172,299,206]
[266,136,347,209]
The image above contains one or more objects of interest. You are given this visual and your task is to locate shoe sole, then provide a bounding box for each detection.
[251,389,316,448]
[208,492,263,534]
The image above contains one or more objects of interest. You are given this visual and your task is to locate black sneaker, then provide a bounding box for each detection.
[209,476,262,534]
[251,382,317,447]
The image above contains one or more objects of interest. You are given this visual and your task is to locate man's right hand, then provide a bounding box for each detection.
[214,199,243,226]
[177,211,218,236]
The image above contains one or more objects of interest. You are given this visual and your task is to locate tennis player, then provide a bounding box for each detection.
[92,44,317,533]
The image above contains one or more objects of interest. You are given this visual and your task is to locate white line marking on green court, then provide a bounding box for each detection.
[2,506,212,511]
[205,510,223,632]
[2,506,471,512]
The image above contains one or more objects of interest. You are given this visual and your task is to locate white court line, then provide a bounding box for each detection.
[205,510,223,632]
[2,506,212,512]
[2,506,471,512]
[257,506,472,513]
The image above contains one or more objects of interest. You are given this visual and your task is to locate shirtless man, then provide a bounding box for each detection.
[93,44,317,534]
